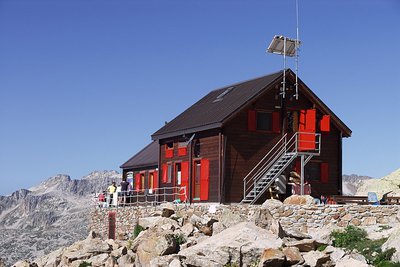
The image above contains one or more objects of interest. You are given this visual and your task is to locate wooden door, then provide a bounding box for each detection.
[298,109,316,151]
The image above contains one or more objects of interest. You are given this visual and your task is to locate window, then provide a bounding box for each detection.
[194,139,201,158]
[248,110,280,133]
[257,112,272,131]
[304,161,329,183]
[175,163,182,185]
[305,162,321,182]
[165,142,173,158]
[167,163,173,183]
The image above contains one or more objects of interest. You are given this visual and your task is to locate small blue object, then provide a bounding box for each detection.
[368,192,380,205]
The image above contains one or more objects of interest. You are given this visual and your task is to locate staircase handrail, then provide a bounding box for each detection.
[242,132,321,199]
[243,134,286,193]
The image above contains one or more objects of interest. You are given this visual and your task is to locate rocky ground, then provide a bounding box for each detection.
[0,171,121,266]
[12,196,400,267]
[357,168,400,197]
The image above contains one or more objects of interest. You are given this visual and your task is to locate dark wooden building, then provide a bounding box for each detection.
[123,69,351,203]
[120,141,159,193]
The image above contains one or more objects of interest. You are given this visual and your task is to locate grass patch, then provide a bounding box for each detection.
[173,233,186,245]
[79,262,92,267]
[317,244,328,252]
[331,226,399,266]
[133,224,145,239]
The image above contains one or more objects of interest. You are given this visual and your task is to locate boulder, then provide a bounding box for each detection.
[189,213,212,227]
[329,247,346,263]
[284,227,312,240]
[343,253,367,263]
[282,247,303,265]
[61,238,111,264]
[180,223,194,237]
[13,261,30,267]
[219,209,244,228]
[335,257,369,267]
[302,251,330,267]
[161,202,175,218]
[149,255,183,267]
[199,226,212,236]
[136,230,178,266]
[138,216,162,229]
[258,248,285,267]
[382,226,400,262]
[283,195,314,205]
[308,224,337,245]
[284,239,316,252]
[117,254,135,266]
[105,256,116,267]
[261,199,283,210]
[251,207,285,238]
[87,253,109,266]
[150,217,180,231]
[34,247,65,267]
[179,222,283,267]
[212,221,225,235]
[169,258,182,267]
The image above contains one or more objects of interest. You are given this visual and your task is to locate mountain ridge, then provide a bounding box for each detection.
[0,170,121,266]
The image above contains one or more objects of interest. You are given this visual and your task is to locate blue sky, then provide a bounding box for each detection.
[0,0,399,196]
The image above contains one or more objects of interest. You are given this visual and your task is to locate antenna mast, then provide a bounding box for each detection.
[295,0,300,100]
[267,0,301,100]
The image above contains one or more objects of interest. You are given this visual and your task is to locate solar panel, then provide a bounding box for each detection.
[267,35,300,57]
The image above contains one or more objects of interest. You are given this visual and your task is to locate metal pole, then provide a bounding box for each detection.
[295,0,300,100]
[282,37,286,99]
[300,154,304,195]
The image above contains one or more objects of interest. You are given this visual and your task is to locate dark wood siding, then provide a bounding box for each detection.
[223,86,343,202]
[159,130,220,202]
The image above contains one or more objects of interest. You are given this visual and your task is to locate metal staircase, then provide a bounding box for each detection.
[241,132,321,204]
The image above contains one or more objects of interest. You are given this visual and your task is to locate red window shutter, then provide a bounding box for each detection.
[165,145,173,158]
[200,159,210,201]
[306,109,316,132]
[321,163,329,183]
[320,115,330,132]
[180,161,189,202]
[153,171,159,189]
[272,111,280,133]
[162,164,168,183]
[247,110,256,131]
[178,147,187,156]
[135,173,141,191]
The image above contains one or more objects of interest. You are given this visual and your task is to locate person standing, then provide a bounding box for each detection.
[120,178,129,206]
[107,181,117,205]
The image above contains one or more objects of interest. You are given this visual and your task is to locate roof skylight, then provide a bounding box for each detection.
[213,86,234,103]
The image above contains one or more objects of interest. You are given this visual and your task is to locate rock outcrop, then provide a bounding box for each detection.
[15,201,389,267]
[0,170,121,266]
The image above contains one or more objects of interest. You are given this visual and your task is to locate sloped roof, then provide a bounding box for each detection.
[120,141,158,169]
[152,70,283,140]
[151,69,352,140]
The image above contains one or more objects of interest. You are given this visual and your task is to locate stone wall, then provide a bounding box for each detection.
[90,203,400,238]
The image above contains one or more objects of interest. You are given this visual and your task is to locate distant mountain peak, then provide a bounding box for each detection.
[81,170,120,180]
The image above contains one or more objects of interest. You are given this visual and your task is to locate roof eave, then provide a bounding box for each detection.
[152,122,222,141]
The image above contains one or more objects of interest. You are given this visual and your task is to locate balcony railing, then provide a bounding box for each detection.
[94,186,187,207]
